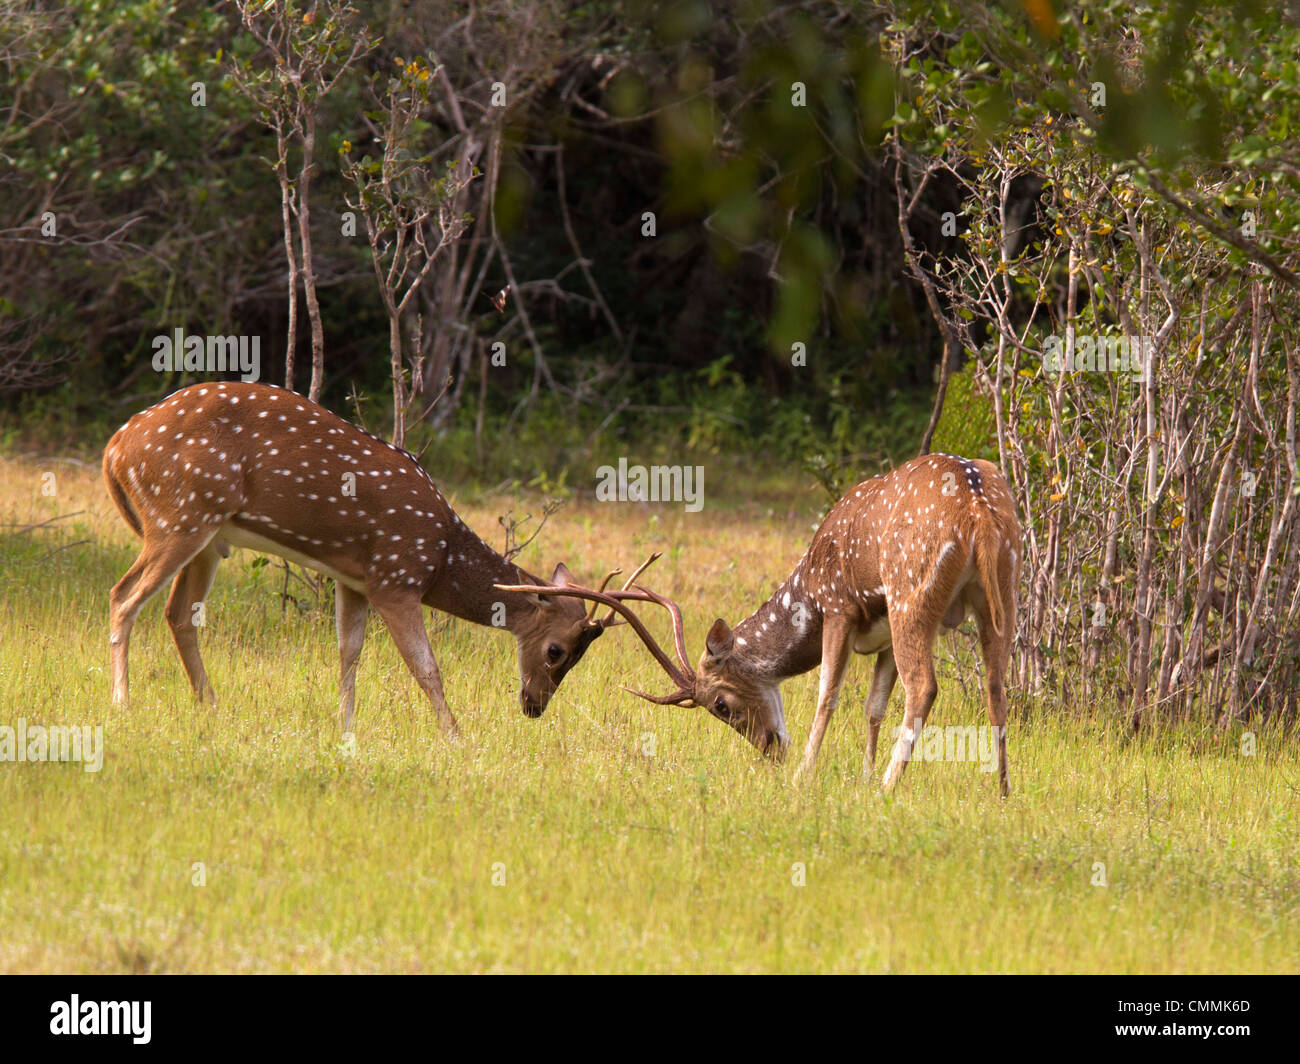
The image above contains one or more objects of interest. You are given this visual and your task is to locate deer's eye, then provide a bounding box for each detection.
[713,697,729,718]
[546,644,565,664]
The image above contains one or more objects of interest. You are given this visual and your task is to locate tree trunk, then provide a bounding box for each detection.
[278,132,299,394]
[297,116,325,403]
[389,310,405,449]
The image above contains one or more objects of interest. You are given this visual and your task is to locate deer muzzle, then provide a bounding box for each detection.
[762,727,791,761]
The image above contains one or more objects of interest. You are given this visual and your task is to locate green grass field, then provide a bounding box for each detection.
[1,455,1297,973]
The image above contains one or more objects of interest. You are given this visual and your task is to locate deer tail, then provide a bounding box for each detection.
[974,515,1005,637]
[103,449,143,538]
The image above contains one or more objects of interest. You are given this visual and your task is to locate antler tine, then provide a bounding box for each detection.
[603,586,691,679]
[598,551,661,626]
[597,584,696,706]
[493,580,693,695]
[621,684,694,706]
[586,567,623,622]
[628,584,690,679]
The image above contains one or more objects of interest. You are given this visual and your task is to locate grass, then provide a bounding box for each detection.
[0,454,1297,973]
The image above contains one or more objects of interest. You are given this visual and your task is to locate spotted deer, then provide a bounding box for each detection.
[504,453,1021,795]
[103,381,652,732]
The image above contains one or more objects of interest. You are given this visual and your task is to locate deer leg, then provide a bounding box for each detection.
[110,531,218,705]
[336,583,369,731]
[975,599,1013,798]
[793,614,856,782]
[881,624,939,793]
[371,592,459,738]
[163,544,223,704]
[862,648,898,779]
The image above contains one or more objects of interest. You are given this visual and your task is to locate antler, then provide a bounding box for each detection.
[585,567,623,623]
[581,550,663,625]
[596,551,663,628]
[494,554,696,706]
[604,585,695,705]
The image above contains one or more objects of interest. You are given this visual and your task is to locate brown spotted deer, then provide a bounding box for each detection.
[103,381,653,732]
[503,453,1021,795]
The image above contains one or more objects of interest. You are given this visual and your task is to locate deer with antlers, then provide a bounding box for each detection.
[502,453,1021,795]
[103,381,653,732]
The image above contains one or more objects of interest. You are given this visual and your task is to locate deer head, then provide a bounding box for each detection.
[509,562,611,718]
[688,617,790,757]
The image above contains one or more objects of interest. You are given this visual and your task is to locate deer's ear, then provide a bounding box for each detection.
[550,562,576,587]
[705,618,734,658]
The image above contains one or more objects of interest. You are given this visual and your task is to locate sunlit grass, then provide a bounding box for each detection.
[0,456,1296,972]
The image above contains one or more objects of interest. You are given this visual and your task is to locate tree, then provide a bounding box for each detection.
[227,0,375,402]
[889,0,1300,723]
[341,54,475,448]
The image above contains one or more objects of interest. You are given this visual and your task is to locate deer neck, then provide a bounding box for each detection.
[732,554,826,681]
[422,519,529,629]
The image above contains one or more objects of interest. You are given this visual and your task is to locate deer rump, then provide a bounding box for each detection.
[852,532,1001,657]
[852,475,1012,656]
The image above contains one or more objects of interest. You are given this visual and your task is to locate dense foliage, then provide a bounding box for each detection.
[4,0,1299,723]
